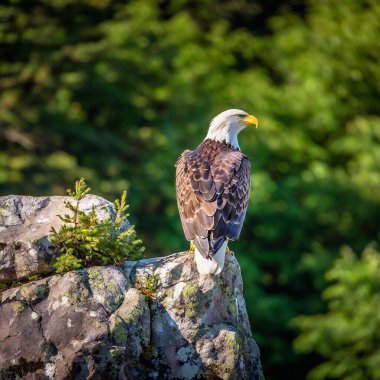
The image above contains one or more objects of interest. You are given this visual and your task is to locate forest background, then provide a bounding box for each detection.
[1,0,379,379]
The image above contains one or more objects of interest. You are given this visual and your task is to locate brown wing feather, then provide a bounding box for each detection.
[176,140,251,246]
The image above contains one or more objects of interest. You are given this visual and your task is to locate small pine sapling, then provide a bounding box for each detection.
[50,178,144,273]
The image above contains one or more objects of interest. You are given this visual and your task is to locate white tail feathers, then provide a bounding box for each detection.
[194,241,227,275]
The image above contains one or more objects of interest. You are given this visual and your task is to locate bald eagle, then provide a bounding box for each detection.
[176,109,258,275]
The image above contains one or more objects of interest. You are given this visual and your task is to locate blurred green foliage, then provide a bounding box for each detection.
[293,245,380,380]
[0,0,379,378]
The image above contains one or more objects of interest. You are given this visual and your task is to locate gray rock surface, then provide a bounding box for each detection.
[0,195,128,285]
[0,195,264,379]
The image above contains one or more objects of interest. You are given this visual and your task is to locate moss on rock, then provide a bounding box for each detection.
[12,301,25,314]
[182,285,203,319]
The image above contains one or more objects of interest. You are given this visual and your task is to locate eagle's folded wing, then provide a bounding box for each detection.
[176,146,251,247]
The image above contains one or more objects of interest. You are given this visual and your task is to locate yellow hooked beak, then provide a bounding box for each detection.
[241,114,259,128]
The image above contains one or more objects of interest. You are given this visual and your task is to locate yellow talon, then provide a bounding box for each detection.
[189,241,195,254]
[226,246,234,256]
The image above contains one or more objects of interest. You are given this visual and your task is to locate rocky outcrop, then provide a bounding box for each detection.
[0,195,264,379]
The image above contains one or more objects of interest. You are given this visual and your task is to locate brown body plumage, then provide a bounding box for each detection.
[176,139,251,259]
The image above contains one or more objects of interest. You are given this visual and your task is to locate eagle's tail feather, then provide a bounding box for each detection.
[194,240,227,275]
[193,236,226,258]
[193,237,210,258]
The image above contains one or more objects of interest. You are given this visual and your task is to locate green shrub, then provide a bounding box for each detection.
[50,178,144,273]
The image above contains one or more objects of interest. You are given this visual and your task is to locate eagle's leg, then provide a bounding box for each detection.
[189,241,196,254]
[226,245,234,256]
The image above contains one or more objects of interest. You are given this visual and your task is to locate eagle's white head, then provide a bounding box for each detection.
[205,108,258,149]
